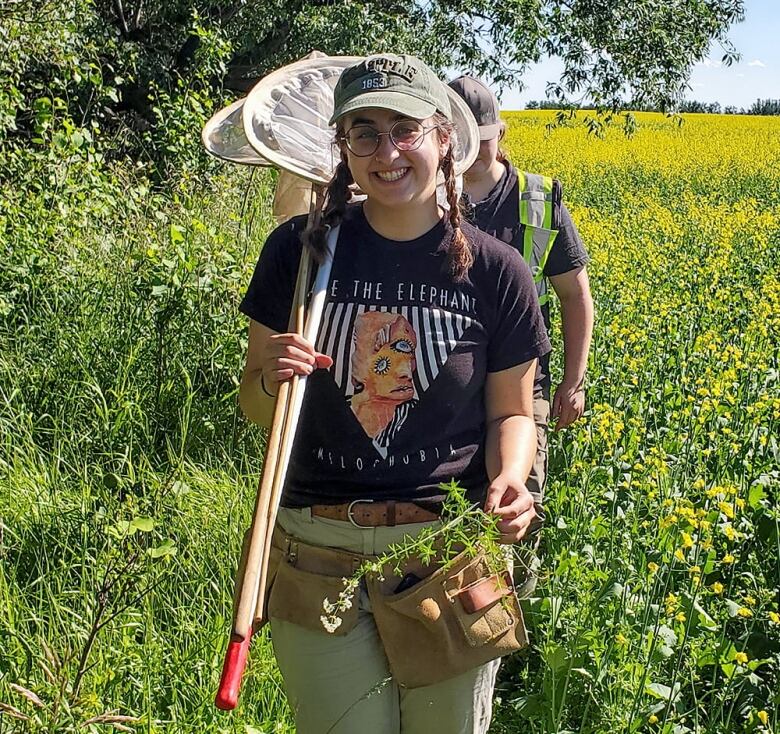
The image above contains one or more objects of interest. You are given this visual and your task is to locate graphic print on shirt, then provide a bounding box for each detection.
[316,303,476,458]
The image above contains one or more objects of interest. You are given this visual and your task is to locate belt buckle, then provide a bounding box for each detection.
[347,499,375,528]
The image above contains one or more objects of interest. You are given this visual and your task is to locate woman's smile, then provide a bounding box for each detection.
[374,167,410,183]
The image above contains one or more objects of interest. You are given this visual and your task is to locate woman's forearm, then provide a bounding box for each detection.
[550,267,594,389]
[485,414,537,483]
[559,292,593,388]
[239,369,276,428]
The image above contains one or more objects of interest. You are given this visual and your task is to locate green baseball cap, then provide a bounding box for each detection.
[329,54,452,125]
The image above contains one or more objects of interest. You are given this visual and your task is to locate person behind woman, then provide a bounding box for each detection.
[449,76,594,588]
[237,55,551,734]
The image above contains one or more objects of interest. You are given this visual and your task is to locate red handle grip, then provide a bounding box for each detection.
[215,633,252,710]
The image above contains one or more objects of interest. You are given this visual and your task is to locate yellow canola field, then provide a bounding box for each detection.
[492,113,780,733]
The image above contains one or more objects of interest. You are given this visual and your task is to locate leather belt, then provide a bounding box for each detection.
[311,500,440,528]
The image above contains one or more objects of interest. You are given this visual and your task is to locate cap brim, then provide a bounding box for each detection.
[478,123,503,141]
[330,91,437,125]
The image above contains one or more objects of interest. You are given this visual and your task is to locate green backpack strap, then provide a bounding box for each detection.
[518,172,560,305]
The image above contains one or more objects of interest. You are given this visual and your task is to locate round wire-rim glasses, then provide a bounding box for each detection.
[339,120,441,157]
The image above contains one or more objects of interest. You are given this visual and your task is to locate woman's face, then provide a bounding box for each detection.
[364,324,417,402]
[340,108,449,211]
[465,130,503,180]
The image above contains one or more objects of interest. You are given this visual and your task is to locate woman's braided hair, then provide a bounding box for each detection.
[435,113,473,281]
[301,153,354,263]
[301,113,473,281]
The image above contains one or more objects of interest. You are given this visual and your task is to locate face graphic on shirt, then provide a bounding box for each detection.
[350,312,418,438]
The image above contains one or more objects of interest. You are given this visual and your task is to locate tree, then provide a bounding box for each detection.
[0,0,746,172]
[748,99,780,115]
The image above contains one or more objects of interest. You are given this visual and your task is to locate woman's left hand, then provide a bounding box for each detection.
[484,474,537,544]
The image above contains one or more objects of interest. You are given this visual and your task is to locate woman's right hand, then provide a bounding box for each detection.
[261,332,333,395]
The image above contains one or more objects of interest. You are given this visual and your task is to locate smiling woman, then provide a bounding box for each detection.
[236,54,551,734]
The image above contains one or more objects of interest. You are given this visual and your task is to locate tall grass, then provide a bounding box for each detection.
[1,158,295,732]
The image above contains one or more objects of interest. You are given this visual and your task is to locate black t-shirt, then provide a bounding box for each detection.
[240,204,551,508]
[462,161,589,397]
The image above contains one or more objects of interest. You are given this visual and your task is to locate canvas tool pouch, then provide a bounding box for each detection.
[262,528,363,636]
[367,549,528,688]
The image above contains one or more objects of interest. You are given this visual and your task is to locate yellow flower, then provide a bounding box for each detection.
[718,501,735,519]
[758,710,769,725]
[712,582,724,594]
[616,632,629,646]
[769,611,780,624]
[674,548,686,562]
[735,651,749,665]
[665,592,679,613]
[722,553,735,564]
[681,532,694,548]
[737,606,753,618]
[744,595,756,606]
[647,562,659,573]
[723,525,737,542]
[675,612,686,623]
[648,714,659,724]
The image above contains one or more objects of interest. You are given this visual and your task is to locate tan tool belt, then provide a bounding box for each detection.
[253,527,528,688]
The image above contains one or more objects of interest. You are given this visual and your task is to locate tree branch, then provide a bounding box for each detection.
[132,0,144,29]
[113,0,130,38]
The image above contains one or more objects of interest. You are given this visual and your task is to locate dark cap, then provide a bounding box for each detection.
[330,54,452,125]
[448,75,502,141]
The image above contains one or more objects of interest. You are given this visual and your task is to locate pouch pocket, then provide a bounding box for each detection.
[453,571,512,615]
[267,557,360,636]
[368,549,528,688]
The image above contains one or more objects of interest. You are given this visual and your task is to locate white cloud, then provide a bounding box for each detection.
[696,58,722,68]
[737,73,745,78]
[747,59,766,67]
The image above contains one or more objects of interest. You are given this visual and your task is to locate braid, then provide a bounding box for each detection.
[301,156,353,261]
[441,143,473,282]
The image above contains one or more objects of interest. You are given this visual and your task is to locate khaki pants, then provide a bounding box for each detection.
[270,507,500,734]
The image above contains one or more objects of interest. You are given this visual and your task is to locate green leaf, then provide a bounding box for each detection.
[748,483,765,509]
[695,649,717,668]
[646,682,672,699]
[693,600,718,631]
[130,517,155,533]
[148,539,177,558]
[657,624,678,648]
[725,599,741,617]
[511,693,546,718]
[170,224,185,244]
[544,644,569,672]
[115,520,135,536]
[571,667,593,680]
[645,681,680,702]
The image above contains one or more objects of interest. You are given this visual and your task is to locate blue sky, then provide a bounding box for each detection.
[500,0,779,110]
